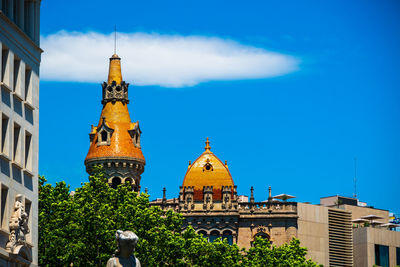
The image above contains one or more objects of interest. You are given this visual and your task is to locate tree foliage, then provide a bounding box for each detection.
[39,167,322,266]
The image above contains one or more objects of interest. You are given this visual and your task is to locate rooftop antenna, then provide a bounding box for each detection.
[114,25,117,55]
[353,157,357,198]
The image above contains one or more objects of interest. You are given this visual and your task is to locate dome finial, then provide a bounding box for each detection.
[205,137,211,151]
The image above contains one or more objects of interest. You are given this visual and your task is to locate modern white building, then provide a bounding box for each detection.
[0,0,41,266]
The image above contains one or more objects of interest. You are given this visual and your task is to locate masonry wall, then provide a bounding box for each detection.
[0,6,41,266]
[297,203,330,266]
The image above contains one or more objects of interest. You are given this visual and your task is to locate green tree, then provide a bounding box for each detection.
[243,237,322,267]
[39,167,321,266]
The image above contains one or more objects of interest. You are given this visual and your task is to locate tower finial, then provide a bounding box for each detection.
[162,187,167,202]
[114,25,117,55]
[205,137,211,151]
[268,186,272,202]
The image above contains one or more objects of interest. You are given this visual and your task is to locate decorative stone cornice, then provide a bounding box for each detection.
[101,81,129,104]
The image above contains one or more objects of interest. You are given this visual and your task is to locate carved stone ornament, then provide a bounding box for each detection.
[6,194,30,253]
[107,230,141,267]
[102,81,129,104]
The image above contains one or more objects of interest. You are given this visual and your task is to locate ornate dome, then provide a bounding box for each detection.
[182,138,234,200]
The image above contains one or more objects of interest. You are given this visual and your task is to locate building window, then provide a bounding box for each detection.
[100,130,108,143]
[1,47,9,83]
[24,104,33,124]
[1,85,11,107]
[1,114,10,156]
[12,0,18,23]
[1,1,7,14]
[23,172,33,191]
[203,160,213,172]
[0,157,10,177]
[25,67,32,104]
[13,95,23,116]
[198,230,207,239]
[133,132,140,148]
[397,247,400,266]
[13,57,21,96]
[12,164,22,183]
[209,230,220,242]
[251,232,271,247]
[111,177,121,189]
[24,131,32,170]
[128,127,141,148]
[222,230,233,245]
[375,244,389,267]
[0,185,8,229]
[13,123,21,164]
[96,117,113,146]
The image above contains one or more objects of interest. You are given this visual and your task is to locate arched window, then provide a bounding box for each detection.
[125,178,133,185]
[96,117,114,146]
[100,131,108,142]
[251,232,270,247]
[209,230,220,242]
[198,230,208,239]
[111,177,121,189]
[254,232,269,240]
[222,230,233,245]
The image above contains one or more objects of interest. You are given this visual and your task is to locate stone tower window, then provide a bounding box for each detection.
[96,117,114,146]
[100,131,108,143]
[111,177,122,189]
[128,122,141,148]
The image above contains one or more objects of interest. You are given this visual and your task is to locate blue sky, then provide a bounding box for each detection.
[39,1,400,214]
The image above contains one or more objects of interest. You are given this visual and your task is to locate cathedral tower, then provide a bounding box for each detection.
[85,54,145,191]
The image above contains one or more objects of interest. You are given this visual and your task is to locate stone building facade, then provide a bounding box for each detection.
[151,138,298,248]
[85,54,145,192]
[0,1,41,266]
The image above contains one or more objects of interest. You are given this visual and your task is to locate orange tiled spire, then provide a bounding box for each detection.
[85,55,145,191]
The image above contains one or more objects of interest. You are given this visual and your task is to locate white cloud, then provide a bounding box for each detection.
[41,31,299,88]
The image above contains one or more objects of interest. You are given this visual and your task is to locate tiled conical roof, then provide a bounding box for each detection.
[85,55,145,163]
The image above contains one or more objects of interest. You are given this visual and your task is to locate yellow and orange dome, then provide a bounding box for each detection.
[182,138,234,200]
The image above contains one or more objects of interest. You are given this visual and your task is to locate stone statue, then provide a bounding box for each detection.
[6,194,30,252]
[107,230,141,267]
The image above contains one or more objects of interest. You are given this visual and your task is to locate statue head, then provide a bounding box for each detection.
[16,194,23,202]
[115,230,139,258]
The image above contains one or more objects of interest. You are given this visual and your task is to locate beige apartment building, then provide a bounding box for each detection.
[299,196,400,267]
[0,1,41,266]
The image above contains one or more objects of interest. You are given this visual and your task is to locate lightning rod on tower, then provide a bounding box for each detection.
[353,157,357,198]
